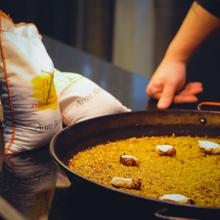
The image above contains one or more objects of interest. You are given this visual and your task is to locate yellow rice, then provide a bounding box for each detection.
[68,136,220,207]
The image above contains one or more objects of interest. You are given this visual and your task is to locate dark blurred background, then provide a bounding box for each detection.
[1,0,115,61]
[1,0,220,101]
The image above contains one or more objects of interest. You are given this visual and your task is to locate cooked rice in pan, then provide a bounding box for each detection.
[68,136,220,207]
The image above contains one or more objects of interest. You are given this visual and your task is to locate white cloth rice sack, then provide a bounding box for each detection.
[54,70,130,125]
[0,12,62,154]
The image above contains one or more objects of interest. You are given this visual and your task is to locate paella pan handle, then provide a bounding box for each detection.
[197,101,220,111]
[154,208,199,220]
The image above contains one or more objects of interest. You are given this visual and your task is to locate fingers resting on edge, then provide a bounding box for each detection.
[146,82,203,109]
[174,82,203,103]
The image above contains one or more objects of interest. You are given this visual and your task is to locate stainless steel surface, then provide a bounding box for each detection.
[43,36,149,111]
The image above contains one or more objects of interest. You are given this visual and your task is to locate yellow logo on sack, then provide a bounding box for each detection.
[32,70,58,110]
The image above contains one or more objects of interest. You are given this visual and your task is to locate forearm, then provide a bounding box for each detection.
[163,2,220,63]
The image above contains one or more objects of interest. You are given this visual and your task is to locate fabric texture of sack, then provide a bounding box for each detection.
[54,70,130,125]
[0,12,62,154]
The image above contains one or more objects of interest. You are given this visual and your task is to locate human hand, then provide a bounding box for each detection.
[146,60,203,109]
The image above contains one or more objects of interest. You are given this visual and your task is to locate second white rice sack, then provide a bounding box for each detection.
[54,70,130,125]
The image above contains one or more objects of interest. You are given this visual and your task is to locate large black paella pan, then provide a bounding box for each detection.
[50,110,220,219]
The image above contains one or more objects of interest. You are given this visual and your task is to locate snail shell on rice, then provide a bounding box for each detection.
[110,177,141,190]
[198,140,220,155]
[159,194,195,204]
[120,154,140,166]
[156,145,176,156]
